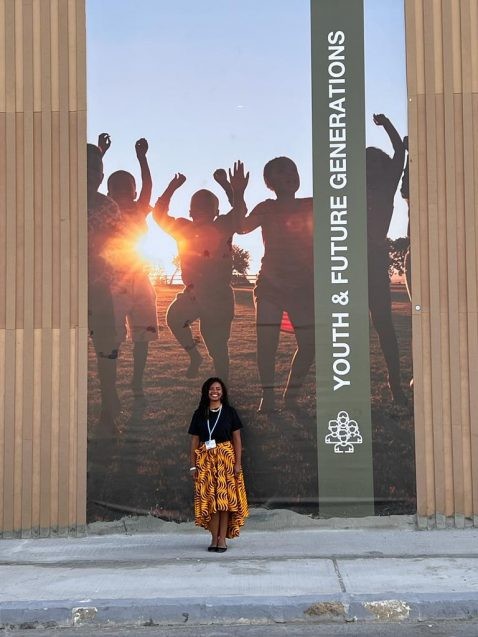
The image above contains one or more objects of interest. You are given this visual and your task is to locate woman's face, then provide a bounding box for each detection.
[208,382,223,402]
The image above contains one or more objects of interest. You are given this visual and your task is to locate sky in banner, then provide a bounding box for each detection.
[87,0,407,274]
[364,0,408,238]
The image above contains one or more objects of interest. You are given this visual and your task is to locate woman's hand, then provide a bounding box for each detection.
[233,462,242,476]
[189,467,197,480]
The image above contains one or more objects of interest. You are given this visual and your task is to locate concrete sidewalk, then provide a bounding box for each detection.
[1,510,478,630]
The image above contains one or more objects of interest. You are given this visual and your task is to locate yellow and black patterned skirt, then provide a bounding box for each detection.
[194,441,248,538]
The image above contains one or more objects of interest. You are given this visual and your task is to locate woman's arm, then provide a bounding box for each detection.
[190,435,200,478]
[232,429,242,476]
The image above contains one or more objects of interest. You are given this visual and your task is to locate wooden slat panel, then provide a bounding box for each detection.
[5,111,17,331]
[459,1,476,520]
[33,112,42,327]
[0,1,6,112]
[470,95,478,519]
[67,0,77,110]
[436,95,454,519]
[57,326,70,532]
[51,111,60,330]
[407,0,478,526]
[22,0,33,111]
[448,95,465,518]
[5,0,16,113]
[31,328,42,533]
[14,0,23,112]
[75,0,86,113]
[441,0,459,520]
[13,330,23,532]
[76,327,87,529]
[423,3,448,520]
[471,0,478,95]
[39,328,52,534]
[2,329,16,533]
[77,111,87,330]
[405,21,429,514]
[56,0,71,534]
[449,0,462,95]
[21,145,35,535]
[20,0,35,535]
[0,113,6,329]
[69,113,78,327]
[76,109,88,531]
[432,0,443,93]
[58,0,69,114]
[50,0,59,112]
[0,0,87,536]
[40,0,51,113]
[40,110,52,328]
[68,328,77,529]
[32,0,41,112]
[49,328,60,532]
[15,114,25,329]
[408,0,425,96]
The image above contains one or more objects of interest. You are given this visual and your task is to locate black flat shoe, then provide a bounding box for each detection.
[207,545,217,552]
[216,546,227,553]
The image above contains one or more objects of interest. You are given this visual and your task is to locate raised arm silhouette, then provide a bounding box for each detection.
[232,156,314,413]
[366,114,407,405]
[154,161,248,382]
[106,136,158,399]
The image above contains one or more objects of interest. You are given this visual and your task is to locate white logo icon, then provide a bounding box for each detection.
[325,410,363,454]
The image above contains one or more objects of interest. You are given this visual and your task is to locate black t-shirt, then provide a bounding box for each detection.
[188,405,242,443]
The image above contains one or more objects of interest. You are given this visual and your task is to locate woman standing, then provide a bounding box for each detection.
[188,377,248,552]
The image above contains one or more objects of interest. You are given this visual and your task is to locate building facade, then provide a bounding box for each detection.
[0,0,477,536]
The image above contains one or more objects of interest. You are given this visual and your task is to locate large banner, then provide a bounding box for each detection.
[313,0,373,516]
[87,0,414,522]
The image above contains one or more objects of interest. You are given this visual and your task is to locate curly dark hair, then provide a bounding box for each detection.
[198,377,229,417]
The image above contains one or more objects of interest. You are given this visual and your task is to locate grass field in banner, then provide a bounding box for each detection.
[87,284,414,522]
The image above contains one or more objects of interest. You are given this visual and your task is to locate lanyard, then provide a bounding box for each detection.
[207,405,222,440]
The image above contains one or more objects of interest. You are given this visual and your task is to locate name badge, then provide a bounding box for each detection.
[205,439,216,450]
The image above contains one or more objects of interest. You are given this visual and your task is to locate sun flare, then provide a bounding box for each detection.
[136,212,179,276]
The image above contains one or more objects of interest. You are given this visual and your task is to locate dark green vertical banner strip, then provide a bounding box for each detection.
[311,0,374,516]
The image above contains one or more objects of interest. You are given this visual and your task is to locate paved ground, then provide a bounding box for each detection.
[5,619,478,636]
[0,510,477,630]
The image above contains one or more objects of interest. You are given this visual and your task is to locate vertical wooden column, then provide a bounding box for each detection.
[405,0,478,528]
[0,0,87,537]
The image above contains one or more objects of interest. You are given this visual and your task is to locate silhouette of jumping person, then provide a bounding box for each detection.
[105,137,158,398]
[153,162,249,382]
[87,143,124,429]
[235,157,314,413]
[366,114,407,405]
